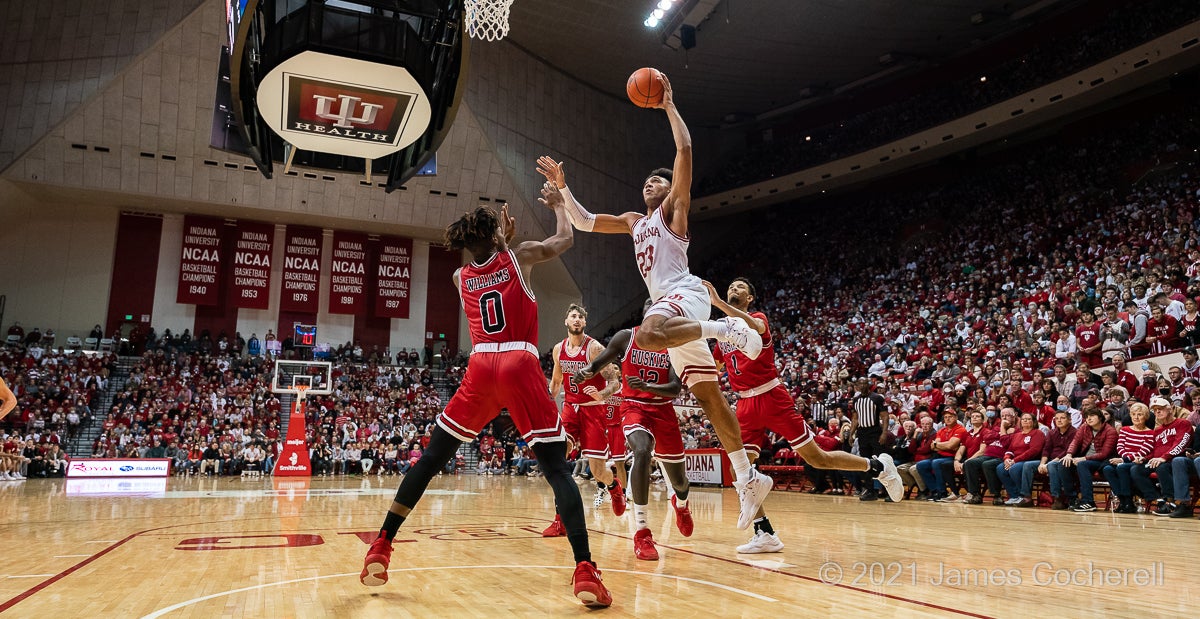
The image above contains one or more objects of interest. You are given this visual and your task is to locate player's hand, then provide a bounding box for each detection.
[582,385,600,400]
[575,367,595,382]
[499,203,516,243]
[701,280,721,306]
[626,375,649,390]
[538,182,563,209]
[536,156,566,188]
[655,72,674,110]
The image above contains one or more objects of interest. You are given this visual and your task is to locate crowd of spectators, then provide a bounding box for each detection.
[690,100,1200,513]
[700,0,1200,195]
[0,346,114,478]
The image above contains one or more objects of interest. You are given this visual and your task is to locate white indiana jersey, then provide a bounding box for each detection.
[631,206,702,300]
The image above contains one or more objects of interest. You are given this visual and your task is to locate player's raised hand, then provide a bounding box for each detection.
[654,73,674,110]
[538,182,563,209]
[701,280,721,306]
[499,202,516,243]
[536,156,566,189]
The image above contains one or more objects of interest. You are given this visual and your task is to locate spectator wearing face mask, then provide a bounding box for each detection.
[1055,395,1083,429]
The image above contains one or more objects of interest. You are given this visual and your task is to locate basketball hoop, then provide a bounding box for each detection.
[465,0,514,42]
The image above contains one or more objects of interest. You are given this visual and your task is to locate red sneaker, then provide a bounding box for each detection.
[542,514,566,537]
[359,534,393,586]
[610,481,627,516]
[572,561,612,607]
[671,495,693,537]
[633,528,659,561]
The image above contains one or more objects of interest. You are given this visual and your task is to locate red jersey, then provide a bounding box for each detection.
[457,250,538,347]
[714,311,777,392]
[1075,321,1101,351]
[557,336,607,405]
[603,394,623,426]
[621,328,673,403]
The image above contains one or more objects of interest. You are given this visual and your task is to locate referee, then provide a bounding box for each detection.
[849,378,890,501]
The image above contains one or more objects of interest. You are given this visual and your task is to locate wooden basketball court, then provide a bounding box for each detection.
[0,475,1194,617]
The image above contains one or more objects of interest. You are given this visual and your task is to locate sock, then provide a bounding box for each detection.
[597,481,607,490]
[674,496,688,509]
[381,513,405,541]
[728,449,753,483]
[634,503,649,530]
[754,516,775,535]
[607,479,619,490]
[698,319,729,340]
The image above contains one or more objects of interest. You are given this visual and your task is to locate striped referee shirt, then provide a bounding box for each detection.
[809,400,830,425]
[852,392,887,430]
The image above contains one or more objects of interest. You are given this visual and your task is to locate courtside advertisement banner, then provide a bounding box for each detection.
[280,225,323,313]
[374,235,413,318]
[329,230,369,315]
[67,458,172,478]
[275,411,313,477]
[231,220,273,309]
[255,52,432,159]
[684,449,730,486]
[177,215,223,305]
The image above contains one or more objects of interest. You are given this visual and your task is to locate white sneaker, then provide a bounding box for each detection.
[722,317,763,360]
[874,453,903,502]
[734,470,774,530]
[736,531,784,554]
[593,486,608,508]
[1004,497,1022,505]
[1,473,12,480]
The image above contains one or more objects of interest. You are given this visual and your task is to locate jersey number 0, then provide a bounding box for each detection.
[479,290,506,334]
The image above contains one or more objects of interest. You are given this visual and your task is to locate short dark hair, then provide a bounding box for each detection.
[566,303,587,319]
[732,277,756,302]
[646,168,673,185]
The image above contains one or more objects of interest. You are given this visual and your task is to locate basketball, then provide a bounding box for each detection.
[626,67,664,108]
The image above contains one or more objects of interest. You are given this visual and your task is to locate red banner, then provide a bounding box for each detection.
[329,230,368,314]
[374,235,413,318]
[176,215,223,306]
[280,226,323,313]
[231,221,273,309]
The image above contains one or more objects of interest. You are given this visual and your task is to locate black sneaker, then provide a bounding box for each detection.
[1169,504,1194,519]
[859,490,879,502]
[1116,501,1138,514]
[1070,502,1097,512]
[1152,501,1175,516]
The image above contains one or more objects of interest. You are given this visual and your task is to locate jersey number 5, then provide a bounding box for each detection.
[479,290,506,334]
[636,245,655,278]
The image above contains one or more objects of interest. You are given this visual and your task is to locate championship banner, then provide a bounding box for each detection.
[329,230,368,314]
[231,221,273,309]
[280,226,323,313]
[374,235,413,318]
[177,215,223,305]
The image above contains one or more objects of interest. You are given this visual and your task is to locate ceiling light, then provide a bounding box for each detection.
[979,76,987,82]
[657,0,673,9]
[644,16,658,27]
[652,8,664,19]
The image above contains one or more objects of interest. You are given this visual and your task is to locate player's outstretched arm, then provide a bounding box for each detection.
[0,378,15,420]
[549,342,565,400]
[596,364,621,400]
[625,367,682,399]
[512,187,573,271]
[577,330,631,382]
[654,74,692,236]
[702,280,766,334]
[536,156,640,234]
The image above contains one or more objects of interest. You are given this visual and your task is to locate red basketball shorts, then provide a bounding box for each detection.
[564,402,610,460]
[438,351,564,445]
[622,400,685,464]
[736,385,813,456]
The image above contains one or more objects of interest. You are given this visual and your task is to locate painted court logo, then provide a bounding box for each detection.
[286,76,411,146]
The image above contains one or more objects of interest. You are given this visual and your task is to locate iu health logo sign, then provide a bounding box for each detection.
[255,51,432,160]
[287,77,410,146]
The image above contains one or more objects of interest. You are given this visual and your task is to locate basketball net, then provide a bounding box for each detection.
[465,0,513,41]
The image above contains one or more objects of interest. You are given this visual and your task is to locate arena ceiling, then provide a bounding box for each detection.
[507,0,1067,126]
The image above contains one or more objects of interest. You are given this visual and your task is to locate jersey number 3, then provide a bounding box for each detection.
[636,244,655,278]
[479,290,506,334]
